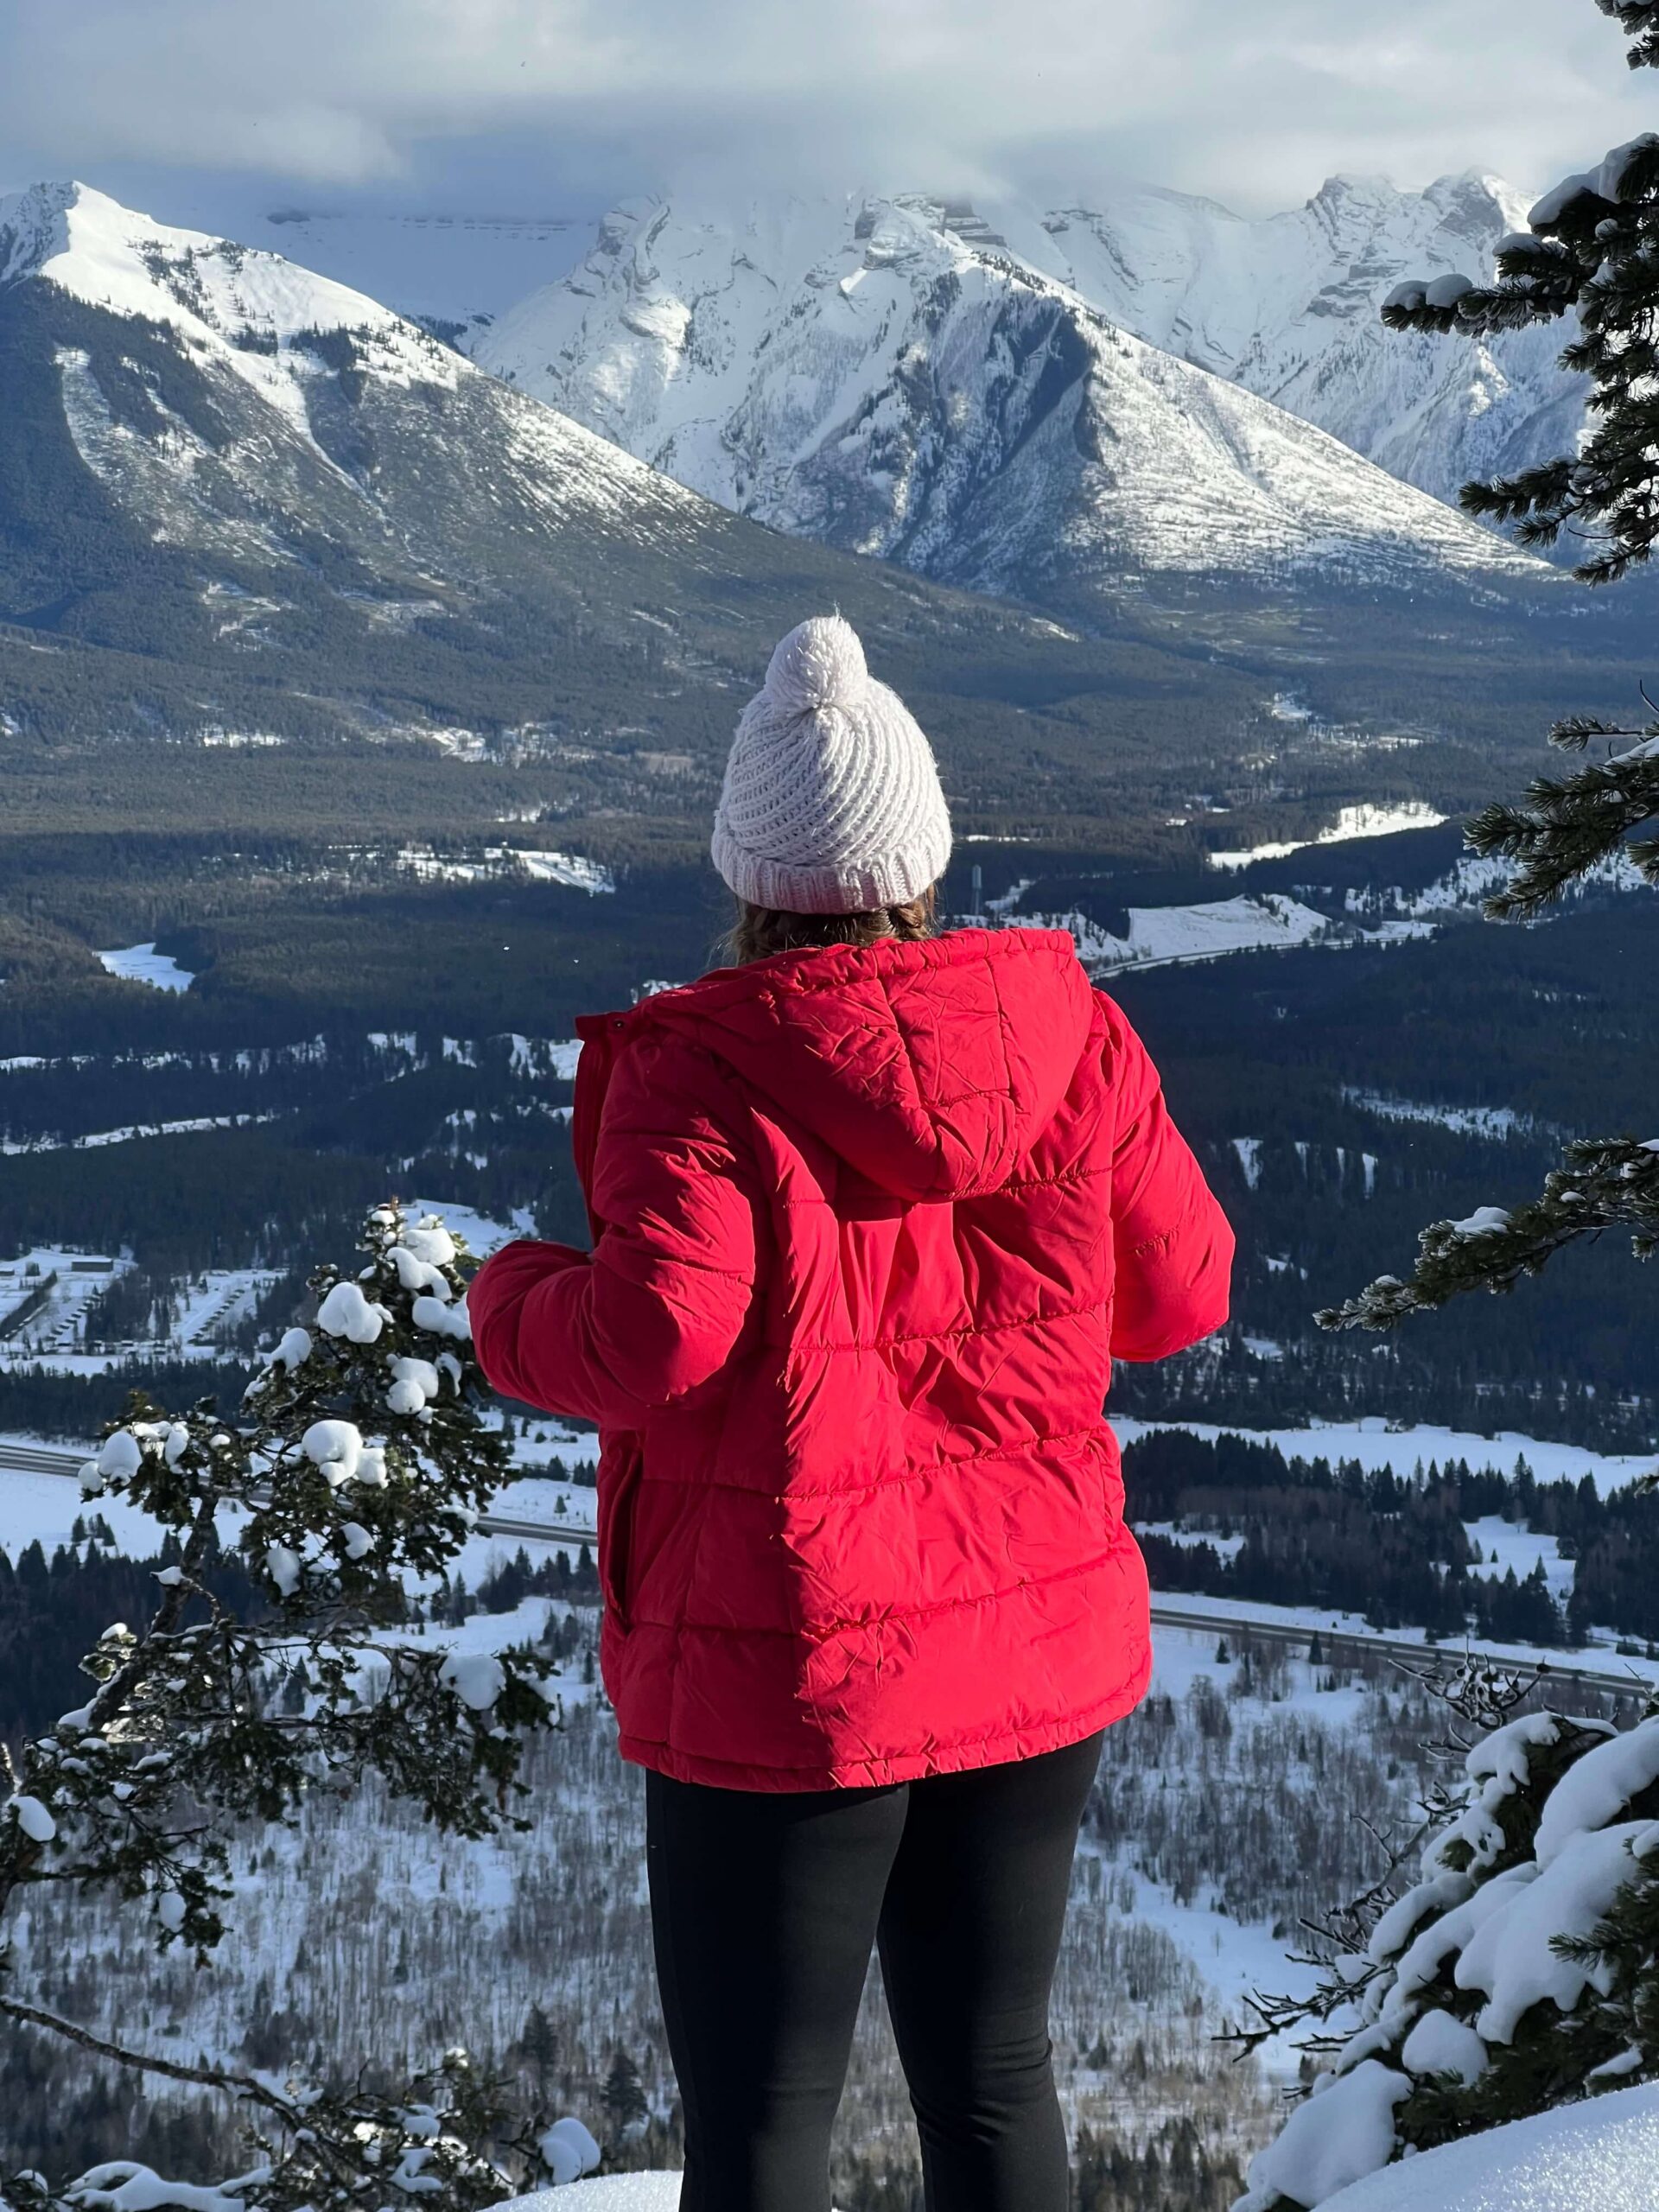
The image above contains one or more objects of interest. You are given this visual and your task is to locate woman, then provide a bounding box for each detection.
[467,614,1234,2212]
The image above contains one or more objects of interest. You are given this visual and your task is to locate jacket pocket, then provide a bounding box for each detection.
[597,1440,643,1629]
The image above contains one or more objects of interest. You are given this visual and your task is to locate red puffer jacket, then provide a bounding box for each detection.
[467,926,1232,1790]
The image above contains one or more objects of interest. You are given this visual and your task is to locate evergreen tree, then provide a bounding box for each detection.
[0,1201,594,2211]
[518,2004,559,2090]
[600,2050,649,2139]
[1231,1656,1659,2208]
[1321,0,1659,1334]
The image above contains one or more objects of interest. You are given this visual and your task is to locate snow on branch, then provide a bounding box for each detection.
[1318,1137,1659,1334]
[1599,0,1659,69]
[1231,1656,1659,2209]
[0,1201,592,2211]
[1380,92,1659,586]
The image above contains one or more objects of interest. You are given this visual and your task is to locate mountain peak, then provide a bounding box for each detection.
[0,179,84,287]
[4,179,379,327]
[1309,173,1402,206]
[0,178,463,423]
[476,188,1554,612]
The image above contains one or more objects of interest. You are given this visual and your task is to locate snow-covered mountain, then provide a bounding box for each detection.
[0,181,1095,766]
[0,178,708,556]
[0,180,1620,859]
[1003,172,1582,510]
[475,192,1554,617]
[41,184,596,340]
[111,171,1576,512]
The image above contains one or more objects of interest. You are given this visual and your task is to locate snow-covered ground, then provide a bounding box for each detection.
[2,1111,285,1157]
[0,1463,215,1560]
[1343,1090,1535,1143]
[1209,803,1446,871]
[497,2061,1659,2209]
[1113,1414,1659,1497]
[0,1248,124,1352]
[1316,2080,1659,2211]
[393,845,614,893]
[507,2182,680,2210]
[1011,893,1334,975]
[96,942,196,992]
[1463,1516,1575,1606]
[1346,844,1649,926]
[404,1194,540,1257]
[0,1258,282,1372]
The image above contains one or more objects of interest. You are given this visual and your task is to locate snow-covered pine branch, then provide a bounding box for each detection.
[1234,1658,1659,2210]
[1464,726,1659,920]
[0,1202,595,2209]
[1323,0,1659,1327]
[1317,1137,1659,1334]
[1381,54,1658,588]
[1600,0,1659,70]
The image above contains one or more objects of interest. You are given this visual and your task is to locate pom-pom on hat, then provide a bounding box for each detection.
[711,615,952,914]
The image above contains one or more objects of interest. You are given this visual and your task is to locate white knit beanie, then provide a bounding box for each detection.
[711,616,952,914]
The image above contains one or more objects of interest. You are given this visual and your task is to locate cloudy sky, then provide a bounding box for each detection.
[1,0,1650,222]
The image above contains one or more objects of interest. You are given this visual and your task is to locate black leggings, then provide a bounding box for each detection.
[645,1731,1103,2212]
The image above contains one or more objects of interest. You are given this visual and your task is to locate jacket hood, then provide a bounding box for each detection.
[632,928,1097,1202]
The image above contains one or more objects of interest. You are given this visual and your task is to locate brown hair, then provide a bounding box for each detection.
[724,887,938,966]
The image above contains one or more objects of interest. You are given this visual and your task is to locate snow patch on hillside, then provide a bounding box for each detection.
[1014,894,1333,975]
[96,943,195,992]
[1343,1090,1535,1143]
[1210,804,1446,871]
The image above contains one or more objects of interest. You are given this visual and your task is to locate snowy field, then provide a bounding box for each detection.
[96,942,196,991]
[1317,2081,1659,2211]
[1113,1414,1659,1496]
[1208,801,1447,871]
[1,1111,287,1157]
[1341,1089,1536,1143]
[1011,893,1334,974]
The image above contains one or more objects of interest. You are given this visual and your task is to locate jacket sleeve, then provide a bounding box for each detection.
[1098,993,1235,1362]
[467,1034,763,1426]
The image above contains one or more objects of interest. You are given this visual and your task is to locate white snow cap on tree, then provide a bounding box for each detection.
[711,614,952,915]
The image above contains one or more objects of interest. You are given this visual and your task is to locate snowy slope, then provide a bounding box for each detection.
[1271,2082,1659,2212]
[0,180,715,548]
[507,2181,680,2209]
[0,180,459,411]
[477,194,1553,610]
[1009,173,1582,512]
